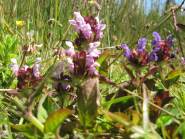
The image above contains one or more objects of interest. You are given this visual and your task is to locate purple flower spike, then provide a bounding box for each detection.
[121,44,131,58]
[137,38,147,52]
[69,12,92,39]
[152,32,161,46]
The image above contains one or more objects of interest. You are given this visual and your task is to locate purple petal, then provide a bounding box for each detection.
[10,58,19,76]
[88,42,101,57]
[65,41,75,57]
[152,32,161,46]
[149,52,158,61]
[86,55,95,67]
[87,62,100,76]
[137,38,147,52]
[121,44,131,58]
[95,17,106,40]
[69,12,92,39]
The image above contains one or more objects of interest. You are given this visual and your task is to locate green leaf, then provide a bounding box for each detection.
[11,124,34,132]
[156,115,173,127]
[102,110,130,126]
[103,96,133,109]
[77,78,100,127]
[97,50,111,66]
[165,70,182,81]
[37,106,48,123]
[175,122,185,138]
[165,70,182,88]
[44,108,72,133]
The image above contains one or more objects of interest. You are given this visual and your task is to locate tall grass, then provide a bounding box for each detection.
[1,0,182,45]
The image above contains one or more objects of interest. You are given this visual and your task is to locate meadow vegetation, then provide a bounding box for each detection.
[0,0,185,138]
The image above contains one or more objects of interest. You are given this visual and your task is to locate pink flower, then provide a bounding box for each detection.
[88,42,101,58]
[95,17,106,40]
[10,58,19,76]
[69,12,92,39]
[87,62,100,76]
[86,55,95,67]
[86,55,100,76]
[65,41,75,57]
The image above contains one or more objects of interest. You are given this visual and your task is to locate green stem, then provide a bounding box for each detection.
[26,112,44,133]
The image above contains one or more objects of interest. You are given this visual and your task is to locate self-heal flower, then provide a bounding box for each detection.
[152,32,161,46]
[86,55,95,67]
[10,58,19,76]
[69,12,92,39]
[10,58,42,89]
[65,41,75,57]
[86,55,100,76]
[150,32,174,62]
[95,16,106,40]
[88,42,101,58]
[69,12,106,45]
[121,44,131,58]
[137,38,147,52]
[87,62,100,76]
[149,51,158,61]
[121,39,149,66]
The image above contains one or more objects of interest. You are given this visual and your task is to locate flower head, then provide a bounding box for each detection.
[150,32,174,62]
[69,12,106,45]
[121,38,150,66]
[69,12,92,40]
[10,58,42,89]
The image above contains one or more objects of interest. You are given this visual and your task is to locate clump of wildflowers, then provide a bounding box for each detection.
[10,58,42,89]
[121,38,149,66]
[121,32,175,67]
[149,32,174,62]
